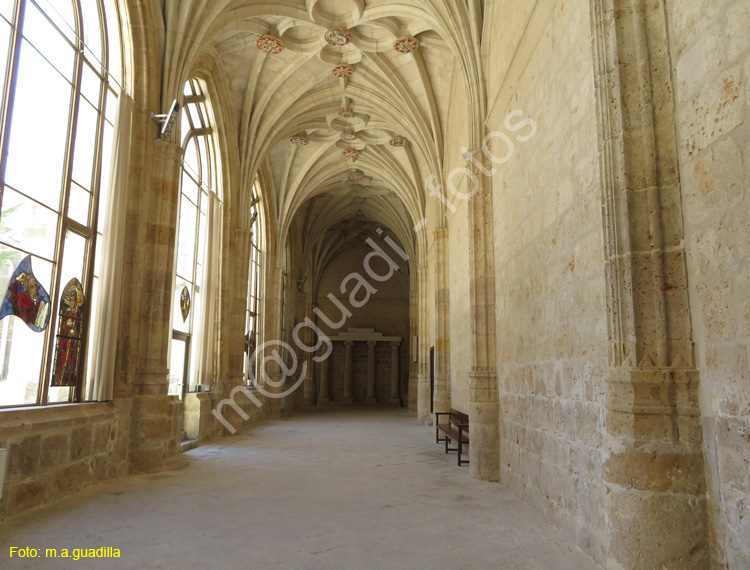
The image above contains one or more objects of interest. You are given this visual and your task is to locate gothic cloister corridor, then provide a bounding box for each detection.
[0,0,748,566]
[0,409,598,570]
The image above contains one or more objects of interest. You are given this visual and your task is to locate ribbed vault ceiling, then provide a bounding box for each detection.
[161,0,484,272]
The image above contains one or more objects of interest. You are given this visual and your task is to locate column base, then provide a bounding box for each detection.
[303,391,316,406]
[388,397,400,406]
[365,397,378,405]
[604,367,709,569]
[342,397,354,405]
[317,396,331,406]
[417,374,431,421]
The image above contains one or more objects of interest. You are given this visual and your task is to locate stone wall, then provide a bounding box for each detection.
[488,0,608,562]
[667,0,750,566]
[0,403,129,519]
[325,341,403,405]
[315,246,410,405]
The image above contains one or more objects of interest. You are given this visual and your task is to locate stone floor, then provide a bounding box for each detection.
[0,408,600,569]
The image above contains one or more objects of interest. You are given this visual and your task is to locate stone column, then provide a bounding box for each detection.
[343,340,354,404]
[127,133,184,471]
[224,228,251,400]
[408,285,419,413]
[416,265,432,422]
[434,227,451,417]
[389,341,400,405]
[465,148,499,482]
[261,266,286,420]
[366,341,377,404]
[317,346,330,405]
[302,302,316,406]
[590,1,708,567]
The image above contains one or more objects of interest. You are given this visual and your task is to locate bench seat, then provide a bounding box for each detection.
[435,409,470,466]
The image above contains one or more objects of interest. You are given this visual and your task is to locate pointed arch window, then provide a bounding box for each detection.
[168,78,223,399]
[245,180,261,386]
[282,240,290,333]
[0,0,122,407]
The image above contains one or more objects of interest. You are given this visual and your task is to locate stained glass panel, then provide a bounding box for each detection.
[180,286,190,322]
[0,246,51,406]
[172,279,190,334]
[51,279,85,387]
[0,255,51,331]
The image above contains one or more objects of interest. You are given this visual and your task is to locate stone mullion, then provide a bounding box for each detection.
[591,0,709,567]
[466,152,499,482]
[433,228,451,417]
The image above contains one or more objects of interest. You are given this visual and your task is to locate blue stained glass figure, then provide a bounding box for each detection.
[0,255,51,331]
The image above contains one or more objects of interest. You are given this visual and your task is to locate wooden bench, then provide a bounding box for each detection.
[435,409,470,466]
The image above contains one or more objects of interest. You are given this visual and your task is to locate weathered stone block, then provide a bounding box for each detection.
[49,462,93,501]
[92,423,112,454]
[92,454,108,483]
[603,448,706,495]
[7,436,41,483]
[70,426,93,461]
[607,489,709,570]
[130,448,165,473]
[39,433,69,472]
[679,67,745,156]
[9,478,47,515]
[136,417,170,443]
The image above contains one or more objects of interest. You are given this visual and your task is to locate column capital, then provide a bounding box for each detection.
[367,340,377,347]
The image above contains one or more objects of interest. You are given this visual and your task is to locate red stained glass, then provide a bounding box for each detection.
[51,278,85,387]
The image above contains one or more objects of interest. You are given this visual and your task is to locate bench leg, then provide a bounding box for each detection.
[457,440,462,466]
[436,426,448,444]
[445,436,450,454]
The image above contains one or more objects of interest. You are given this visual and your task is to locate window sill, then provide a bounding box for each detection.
[0,402,115,436]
